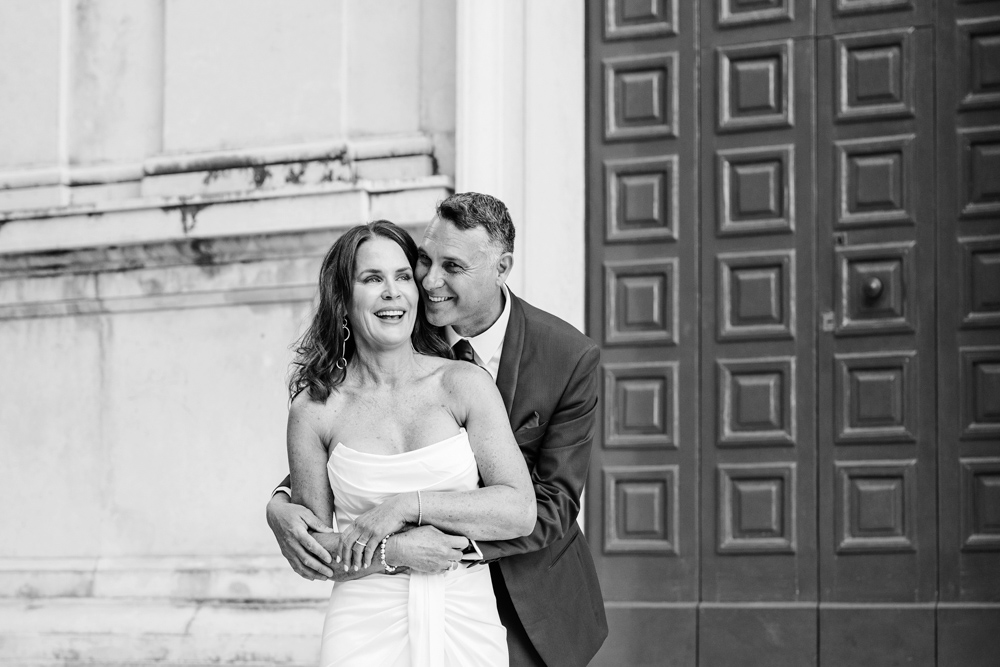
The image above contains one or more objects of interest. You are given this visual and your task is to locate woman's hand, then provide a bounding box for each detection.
[339,493,414,571]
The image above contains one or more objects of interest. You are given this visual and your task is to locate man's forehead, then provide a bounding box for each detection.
[419,217,490,257]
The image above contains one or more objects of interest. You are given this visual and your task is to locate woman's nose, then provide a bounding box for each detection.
[382,279,400,299]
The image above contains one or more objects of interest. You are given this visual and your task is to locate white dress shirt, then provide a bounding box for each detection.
[443,285,511,381]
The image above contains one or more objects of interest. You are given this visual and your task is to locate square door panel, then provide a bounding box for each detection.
[835,241,917,335]
[835,460,917,554]
[835,352,918,444]
[717,250,795,341]
[961,235,1000,328]
[604,259,678,346]
[836,134,915,227]
[958,17,1000,110]
[603,362,677,449]
[717,0,793,27]
[717,357,796,447]
[835,28,914,121]
[717,40,793,133]
[960,457,1000,552]
[604,0,676,40]
[717,463,797,554]
[959,126,1000,220]
[716,145,795,236]
[960,346,1000,440]
[604,52,678,141]
[605,156,678,243]
[604,465,679,554]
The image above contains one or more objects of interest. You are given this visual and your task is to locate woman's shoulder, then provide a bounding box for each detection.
[289,384,346,420]
[417,354,492,392]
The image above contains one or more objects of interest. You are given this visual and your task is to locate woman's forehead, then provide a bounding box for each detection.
[355,237,408,271]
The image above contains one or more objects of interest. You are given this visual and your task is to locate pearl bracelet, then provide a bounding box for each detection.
[380,533,397,573]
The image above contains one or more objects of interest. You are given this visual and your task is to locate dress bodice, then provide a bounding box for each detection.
[326,428,479,533]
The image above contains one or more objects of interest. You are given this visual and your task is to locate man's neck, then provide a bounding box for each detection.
[452,288,506,339]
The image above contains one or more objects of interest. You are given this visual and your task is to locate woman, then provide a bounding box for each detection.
[286,220,535,666]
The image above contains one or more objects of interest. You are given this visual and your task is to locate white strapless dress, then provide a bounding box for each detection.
[319,428,508,667]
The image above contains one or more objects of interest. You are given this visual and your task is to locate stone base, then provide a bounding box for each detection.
[0,598,325,666]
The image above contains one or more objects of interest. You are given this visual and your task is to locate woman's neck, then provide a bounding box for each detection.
[347,343,419,388]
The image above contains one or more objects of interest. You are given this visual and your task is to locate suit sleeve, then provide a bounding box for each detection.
[476,343,600,561]
[273,474,291,495]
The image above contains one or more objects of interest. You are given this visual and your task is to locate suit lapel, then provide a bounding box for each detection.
[495,290,524,416]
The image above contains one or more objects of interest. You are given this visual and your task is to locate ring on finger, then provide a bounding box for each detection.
[354,539,368,547]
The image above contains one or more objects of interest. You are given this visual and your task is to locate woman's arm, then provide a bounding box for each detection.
[341,365,536,570]
[287,393,335,530]
[423,365,537,536]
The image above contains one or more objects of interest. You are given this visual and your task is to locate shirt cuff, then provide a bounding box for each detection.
[460,538,484,561]
[271,486,292,499]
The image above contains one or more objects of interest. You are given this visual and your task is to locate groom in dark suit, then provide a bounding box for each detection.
[267,192,607,666]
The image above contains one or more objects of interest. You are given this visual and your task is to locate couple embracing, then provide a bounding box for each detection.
[266,193,608,666]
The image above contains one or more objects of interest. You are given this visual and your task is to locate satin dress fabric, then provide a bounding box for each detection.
[319,429,508,667]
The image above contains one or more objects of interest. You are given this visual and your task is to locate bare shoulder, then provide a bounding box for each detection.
[437,357,494,396]
[288,387,342,436]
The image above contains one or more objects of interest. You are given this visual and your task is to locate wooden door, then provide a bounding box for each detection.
[585,2,700,663]
[585,2,1000,665]
[936,0,1000,663]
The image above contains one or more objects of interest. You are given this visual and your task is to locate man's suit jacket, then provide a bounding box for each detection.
[478,291,607,667]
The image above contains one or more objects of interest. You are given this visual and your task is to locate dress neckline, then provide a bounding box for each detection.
[332,427,467,458]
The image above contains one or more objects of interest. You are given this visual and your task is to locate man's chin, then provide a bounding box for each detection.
[423,306,453,328]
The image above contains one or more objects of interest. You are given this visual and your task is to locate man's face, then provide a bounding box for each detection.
[416,216,509,337]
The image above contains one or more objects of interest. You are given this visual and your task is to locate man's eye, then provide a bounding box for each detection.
[417,256,430,265]
[444,263,461,273]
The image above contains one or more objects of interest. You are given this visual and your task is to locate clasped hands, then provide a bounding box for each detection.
[266,492,470,580]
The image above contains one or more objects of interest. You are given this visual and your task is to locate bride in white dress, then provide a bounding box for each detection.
[285,221,536,667]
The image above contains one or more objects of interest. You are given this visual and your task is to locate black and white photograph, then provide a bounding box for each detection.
[0,1,998,665]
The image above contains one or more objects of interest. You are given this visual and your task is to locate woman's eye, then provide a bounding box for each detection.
[398,273,412,281]
[364,276,381,284]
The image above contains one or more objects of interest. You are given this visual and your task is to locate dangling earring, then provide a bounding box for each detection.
[335,318,351,370]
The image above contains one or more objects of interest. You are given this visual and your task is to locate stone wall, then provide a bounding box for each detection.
[0,1,455,664]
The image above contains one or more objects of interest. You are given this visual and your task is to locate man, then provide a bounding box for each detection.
[267,192,607,666]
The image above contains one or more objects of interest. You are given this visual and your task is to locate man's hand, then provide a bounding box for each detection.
[388,526,469,573]
[266,492,336,580]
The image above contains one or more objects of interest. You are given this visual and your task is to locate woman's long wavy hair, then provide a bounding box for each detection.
[288,220,450,402]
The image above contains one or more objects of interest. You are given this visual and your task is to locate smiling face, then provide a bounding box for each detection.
[416,216,512,337]
[348,236,419,351]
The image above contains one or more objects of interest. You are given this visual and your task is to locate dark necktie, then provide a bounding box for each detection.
[452,338,477,364]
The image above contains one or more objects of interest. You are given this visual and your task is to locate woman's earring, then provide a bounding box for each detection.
[335,318,351,370]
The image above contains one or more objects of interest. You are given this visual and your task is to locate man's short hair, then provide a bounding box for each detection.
[436,192,515,257]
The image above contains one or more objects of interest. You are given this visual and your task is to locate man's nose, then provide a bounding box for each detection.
[421,264,442,290]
